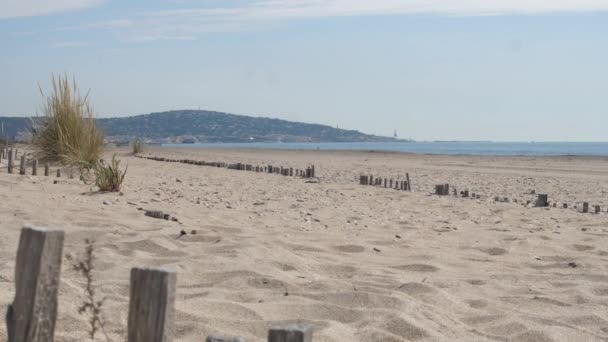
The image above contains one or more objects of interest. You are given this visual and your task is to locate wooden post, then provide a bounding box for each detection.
[536,194,548,207]
[406,173,412,191]
[443,184,449,196]
[268,323,313,342]
[19,155,26,175]
[56,169,61,178]
[311,165,315,178]
[6,227,65,342]
[563,203,568,209]
[435,184,443,195]
[8,148,13,173]
[128,267,176,342]
[369,175,373,186]
[582,202,589,213]
[463,190,469,198]
[594,205,600,214]
[289,168,293,177]
[384,178,387,188]
[32,160,37,176]
[44,164,49,176]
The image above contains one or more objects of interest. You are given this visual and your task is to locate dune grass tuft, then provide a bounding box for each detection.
[31,75,104,167]
[132,138,143,154]
[82,154,127,192]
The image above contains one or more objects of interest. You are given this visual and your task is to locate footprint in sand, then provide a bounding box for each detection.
[397,282,435,297]
[119,239,187,258]
[511,330,555,342]
[466,299,488,309]
[592,287,608,296]
[479,247,508,256]
[466,279,486,286]
[333,245,365,253]
[486,322,528,336]
[571,244,595,251]
[391,264,439,272]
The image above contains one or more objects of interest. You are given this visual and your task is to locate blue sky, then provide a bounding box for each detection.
[1,0,607,141]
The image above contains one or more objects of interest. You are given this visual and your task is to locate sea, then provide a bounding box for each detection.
[162,142,608,157]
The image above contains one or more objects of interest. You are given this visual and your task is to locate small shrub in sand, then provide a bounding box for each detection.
[73,239,111,341]
[31,75,104,166]
[82,154,127,192]
[131,138,143,154]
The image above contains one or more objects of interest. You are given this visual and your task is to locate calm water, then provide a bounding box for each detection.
[163,142,608,156]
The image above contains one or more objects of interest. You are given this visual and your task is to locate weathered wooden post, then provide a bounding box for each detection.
[289,168,293,177]
[19,155,26,175]
[128,267,176,342]
[311,165,315,178]
[369,175,373,186]
[6,227,65,342]
[435,184,443,196]
[268,323,313,342]
[44,164,49,176]
[384,178,387,188]
[8,148,13,173]
[389,179,393,188]
[463,190,469,198]
[582,202,589,213]
[594,205,600,214]
[563,203,568,209]
[56,169,61,178]
[536,194,548,207]
[443,184,449,196]
[406,173,412,191]
[31,160,37,176]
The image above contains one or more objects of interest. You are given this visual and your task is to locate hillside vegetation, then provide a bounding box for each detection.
[1,110,397,143]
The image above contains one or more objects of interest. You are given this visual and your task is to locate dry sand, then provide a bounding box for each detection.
[1,147,608,341]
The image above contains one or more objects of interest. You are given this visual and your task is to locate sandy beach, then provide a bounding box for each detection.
[1,147,608,342]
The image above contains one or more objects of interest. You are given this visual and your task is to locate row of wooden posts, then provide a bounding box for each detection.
[5,227,313,342]
[491,193,604,214]
[138,155,317,178]
[359,173,412,191]
[435,183,605,214]
[1,148,66,178]
[434,184,480,199]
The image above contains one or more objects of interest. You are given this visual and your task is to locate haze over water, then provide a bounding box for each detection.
[164,141,608,157]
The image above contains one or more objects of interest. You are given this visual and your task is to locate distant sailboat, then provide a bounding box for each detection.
[394,129,398,139]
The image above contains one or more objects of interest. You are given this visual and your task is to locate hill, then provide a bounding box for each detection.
[0,110,397,143]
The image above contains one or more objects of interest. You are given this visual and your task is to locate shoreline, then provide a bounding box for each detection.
[156,145,608,160]
[158,142,608,158]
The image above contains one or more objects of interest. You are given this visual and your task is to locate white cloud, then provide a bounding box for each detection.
[0,0,105,19]
[42,0,608,41]
[141,0,608,19]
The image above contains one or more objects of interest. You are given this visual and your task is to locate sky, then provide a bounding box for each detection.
[1,1,607,141]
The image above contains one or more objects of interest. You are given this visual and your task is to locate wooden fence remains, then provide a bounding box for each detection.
[5,227,313,342]
[1,148,605,215]
[359,173,412,192]
[136,154,317,179]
